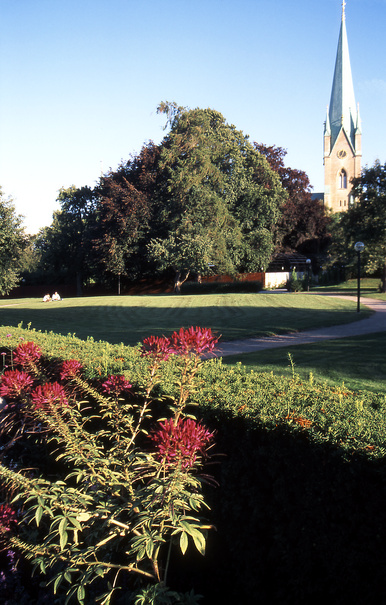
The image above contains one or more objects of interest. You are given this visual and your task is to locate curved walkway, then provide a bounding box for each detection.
[210,296,386,358]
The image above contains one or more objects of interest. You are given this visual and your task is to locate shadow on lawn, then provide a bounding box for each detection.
[0,303,367,345]
[172,411,386,605]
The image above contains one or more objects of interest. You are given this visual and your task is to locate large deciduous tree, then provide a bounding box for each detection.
[255,143,330,255]
[337,160,386,292]
[148,104,286,285]
[0,187,29,295]
[93,142,160,291]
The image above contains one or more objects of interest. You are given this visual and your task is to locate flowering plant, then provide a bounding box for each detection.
[150,417,214,470]
[12,341,42,373]
[0,326,219,604]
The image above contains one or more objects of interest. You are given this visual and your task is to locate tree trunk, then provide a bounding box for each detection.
[118,274,121,295]
[174,270,190,294]
[174,271,182,294]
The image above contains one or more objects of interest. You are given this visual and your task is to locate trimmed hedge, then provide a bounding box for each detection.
[193,361,386,604]
[1,325,386,604]
[0,324,146,383]
[181,280,264,295]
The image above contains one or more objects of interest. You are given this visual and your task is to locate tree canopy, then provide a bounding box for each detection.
[33,103,326,293]
[255,143,330,256]
[35,186,96,295]
[147,104,286,281]
[93,142,160,291]
[0,187,29,295]
[335,160,386,291]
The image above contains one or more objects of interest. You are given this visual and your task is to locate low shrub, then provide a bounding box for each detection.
[0,326,219,605]
[286,269,305,292]
[0,324,146,382]
[194,360,386,604]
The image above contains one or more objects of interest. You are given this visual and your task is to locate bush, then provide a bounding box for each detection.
[193,360,386,604]
[0,327,219,604]
[286,269,305,292]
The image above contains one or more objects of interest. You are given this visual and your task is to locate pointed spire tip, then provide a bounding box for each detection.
[342,0,346,21]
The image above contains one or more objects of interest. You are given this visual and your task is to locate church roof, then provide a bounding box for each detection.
[327,1,358,150]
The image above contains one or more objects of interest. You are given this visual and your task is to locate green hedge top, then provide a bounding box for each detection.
[1,323,385,460]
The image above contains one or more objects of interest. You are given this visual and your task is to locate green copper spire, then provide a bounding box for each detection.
[328,1,358,149]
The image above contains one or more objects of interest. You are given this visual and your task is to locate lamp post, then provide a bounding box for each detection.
[354,241,365,313]
[306,259,311,292]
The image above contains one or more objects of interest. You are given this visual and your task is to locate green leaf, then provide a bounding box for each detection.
[77,585,86,603]
[180,531,189,554]
[60,530,68,550]
[35,506,43,526]
[59,517,68,550]
[191,530,206,555]
[53,574,63,594]
[68,516,82,530]
[145,538,154,559]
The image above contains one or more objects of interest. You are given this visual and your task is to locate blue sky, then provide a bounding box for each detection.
[1,0,385,234]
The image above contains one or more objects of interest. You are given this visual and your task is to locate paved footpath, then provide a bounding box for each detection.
[210,296,386,358]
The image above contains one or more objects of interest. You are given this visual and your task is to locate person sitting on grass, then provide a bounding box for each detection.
[52,292,61,301]
[43,294,51,302]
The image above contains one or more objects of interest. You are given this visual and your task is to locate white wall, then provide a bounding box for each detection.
[264,272,289,289]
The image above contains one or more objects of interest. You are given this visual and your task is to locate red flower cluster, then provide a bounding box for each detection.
[0,503,17,531]
[170,326,219,356]
[31,382,68,410]
[13,341,42,367]
[141,327,219,360]
[101,374,132,396]
[150,417,213,469]
[141,335,175,361]
[60,359,83,380]
[0,370,34,398]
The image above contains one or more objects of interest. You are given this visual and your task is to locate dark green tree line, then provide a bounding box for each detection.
[0,187,30,295]
[34,104,328,293]
[35,186,96,295]
[330,160,386,291]
[255,143,330,255]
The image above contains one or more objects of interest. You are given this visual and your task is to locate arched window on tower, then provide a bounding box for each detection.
[339,169,347,189]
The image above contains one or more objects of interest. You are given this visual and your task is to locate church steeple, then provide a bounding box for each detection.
[328,0,357,150]
[323,1,361,213]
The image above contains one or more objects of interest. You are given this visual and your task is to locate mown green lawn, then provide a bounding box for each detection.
[222,331,386,394]
[313,277,386,301]
[0,289,383,394]
[0,292,371,345]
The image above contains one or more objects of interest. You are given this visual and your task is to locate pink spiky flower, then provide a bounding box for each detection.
[13,341,42,367]
[31,382,68,411]
[170,326,219,357]
[60,359,83,380]
[0,369,34,398]
[101,374,132,396]
[150,417,214,469]
[141,335,175,361]
[0,503,17,532]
